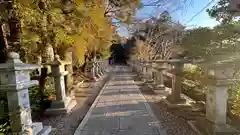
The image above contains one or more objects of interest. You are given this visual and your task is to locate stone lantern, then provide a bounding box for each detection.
[188,57,240,135]
[152,60,168,91]
[165,59,185,102]
[0,52,51,135]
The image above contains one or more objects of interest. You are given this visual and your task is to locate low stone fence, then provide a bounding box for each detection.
[128,58,239,135]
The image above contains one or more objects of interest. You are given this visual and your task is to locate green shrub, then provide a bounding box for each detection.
[182,64,207,101]
[229,86,240,115]
[183,64,240,116]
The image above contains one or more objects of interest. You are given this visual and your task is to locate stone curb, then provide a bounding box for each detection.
[73,72,113,135]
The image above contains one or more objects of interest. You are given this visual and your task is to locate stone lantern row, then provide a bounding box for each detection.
[129,58,239,135]
[0,51,110,135]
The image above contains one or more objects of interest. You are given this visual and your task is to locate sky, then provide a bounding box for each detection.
[117,0,220,37]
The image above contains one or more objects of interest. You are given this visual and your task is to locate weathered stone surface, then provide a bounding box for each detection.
[73,66,167,135]
[45,55,76,115]
[0,52,51,135]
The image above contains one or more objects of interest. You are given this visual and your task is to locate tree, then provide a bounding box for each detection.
[104,0,142,23]
[206,0,239,24]
[0,0,116,65]
[180,23,240,62]
[130,11,185,61]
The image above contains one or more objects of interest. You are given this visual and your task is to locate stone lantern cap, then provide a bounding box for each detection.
[195,56,240,86]
[166,58,191,64]
[0,52,41,71]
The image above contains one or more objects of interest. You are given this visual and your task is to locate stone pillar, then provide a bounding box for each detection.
[99,60,105,74]
[132,60,136,72]
[146,62,153,82]
[36,55,42,75]
[0,52,51,135]
[64,51,73,94]
[142,63,147,80]
[45,55,76,115]
[153,61,166,90]
[95,61,101,78]
[92,62,98,81]
[141,60,144,74]
[85,61,97,81]
[98,61,104,76]
[205,66,233,126]
[136,60,139,73]
[166,60,184,103]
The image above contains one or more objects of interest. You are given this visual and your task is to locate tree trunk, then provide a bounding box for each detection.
[8,12,21,53]
[0,24,8,63]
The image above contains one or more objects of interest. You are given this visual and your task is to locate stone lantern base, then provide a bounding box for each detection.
[162,94,193,109]
[32,122,52,135]
[188,118,238,135]
[45,97,77,115]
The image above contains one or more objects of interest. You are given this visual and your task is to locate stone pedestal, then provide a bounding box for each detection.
[64,51,73,95]
[163,59,192,108]
[98,61,104,76]
[85,61,97,81]
[0,52,51,135]
[100,61,106,74]
[132,60,136,72]
[136,60,141,74]
[166,60,185,102]
[152,61,167,91]
[142,64,147,81]
[45,55,76,115]
[146,63,154,83]
[188,65,238,135]
[95,62,102,78]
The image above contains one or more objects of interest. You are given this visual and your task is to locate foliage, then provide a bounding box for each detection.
[180,23,240,61]
[0,0,117,65]
[206,0,239,24]
[0,99,10,134]
[181,64,206,103]
[105,0,142,23]
[182,64,240,117]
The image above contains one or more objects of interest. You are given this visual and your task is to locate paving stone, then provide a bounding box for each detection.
[117,128,160,135]
[99,129,118,135]
[74,66,166,135]
[80,130,102,135]
[82,116,119,131]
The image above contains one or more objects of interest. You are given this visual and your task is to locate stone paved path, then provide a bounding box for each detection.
[74,66,168,135]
